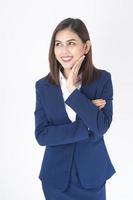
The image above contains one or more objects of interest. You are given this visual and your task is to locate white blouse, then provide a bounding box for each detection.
[59,70,81,122]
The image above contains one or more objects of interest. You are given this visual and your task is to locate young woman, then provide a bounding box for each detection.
[34,18,116,200]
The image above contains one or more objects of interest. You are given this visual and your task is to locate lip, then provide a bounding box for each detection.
[61,56,73,62]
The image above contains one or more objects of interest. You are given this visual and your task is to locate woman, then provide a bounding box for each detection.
[34,18,116,200]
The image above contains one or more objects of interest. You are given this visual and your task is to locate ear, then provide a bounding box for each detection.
[84,40,91,54]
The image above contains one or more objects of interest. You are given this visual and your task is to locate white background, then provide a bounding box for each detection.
[0,0,133,199]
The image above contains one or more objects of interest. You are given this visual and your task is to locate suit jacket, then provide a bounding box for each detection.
[34,69,116,191]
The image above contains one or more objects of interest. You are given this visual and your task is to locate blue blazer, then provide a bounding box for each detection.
[34,69,116,191]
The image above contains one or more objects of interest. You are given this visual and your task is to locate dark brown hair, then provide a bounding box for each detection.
[47,18,101,86]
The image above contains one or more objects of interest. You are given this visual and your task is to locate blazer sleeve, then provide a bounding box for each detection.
[65,74,113,136]
[34,82,89,146]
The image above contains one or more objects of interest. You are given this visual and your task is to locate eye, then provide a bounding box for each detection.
[69,41,75,45]
[55,42,62,47]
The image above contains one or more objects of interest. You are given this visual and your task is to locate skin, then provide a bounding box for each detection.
[54,28,106,110]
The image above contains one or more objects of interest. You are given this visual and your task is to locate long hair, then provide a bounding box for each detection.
[47,18,101,86]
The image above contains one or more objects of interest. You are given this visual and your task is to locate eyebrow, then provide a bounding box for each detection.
[55,39,77,42]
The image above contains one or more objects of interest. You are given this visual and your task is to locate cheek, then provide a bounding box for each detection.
[79,46,86,54]
[74,48,85,58]
[54,49,59,59]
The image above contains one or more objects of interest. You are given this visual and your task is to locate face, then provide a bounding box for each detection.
[54,28,90,71]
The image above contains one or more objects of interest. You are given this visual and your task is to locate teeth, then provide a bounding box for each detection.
[62,57,72,61]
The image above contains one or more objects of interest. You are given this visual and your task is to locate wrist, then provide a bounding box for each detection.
[68,86,77,94]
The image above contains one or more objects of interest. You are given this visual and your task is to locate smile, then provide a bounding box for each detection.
[61,56,73,62]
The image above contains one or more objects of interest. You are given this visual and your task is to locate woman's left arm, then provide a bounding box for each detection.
[65,75,113,136]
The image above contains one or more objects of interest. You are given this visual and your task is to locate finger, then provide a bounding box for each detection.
[92,102,106,107]
[96,100,106,103]
[99,104,105,109]
[95,103,106,107]
[75,56,85,70]
[92,99,106,104]
[91,101,105,105]
[72,55,85,73]
[92,99,106,101]
[99,105,103,110]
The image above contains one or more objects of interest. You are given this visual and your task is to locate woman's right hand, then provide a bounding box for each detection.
[91,99,106,110]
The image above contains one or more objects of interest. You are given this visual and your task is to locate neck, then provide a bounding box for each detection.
[63,69,71,79]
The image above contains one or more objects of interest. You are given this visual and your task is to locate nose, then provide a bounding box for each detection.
[61,45,69,54]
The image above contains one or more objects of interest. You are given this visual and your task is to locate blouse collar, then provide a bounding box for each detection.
[59,69,82,88]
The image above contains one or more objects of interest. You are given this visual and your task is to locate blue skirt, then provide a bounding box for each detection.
[41,156,106,200]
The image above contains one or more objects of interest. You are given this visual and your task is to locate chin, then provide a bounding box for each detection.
[63,66,73,70]
[63,64,74,69]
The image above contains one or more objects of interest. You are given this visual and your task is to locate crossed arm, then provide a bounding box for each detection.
[34,76,113,146]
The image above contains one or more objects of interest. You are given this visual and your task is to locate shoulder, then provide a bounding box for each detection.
[35,73,50,89]
[97,69,113,94]
[97,69,112,86]
[91,69,113,92]
[99,69,112,80]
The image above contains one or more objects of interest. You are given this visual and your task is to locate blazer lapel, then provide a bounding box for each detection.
[46,81,72,123]
[44,78,89,123]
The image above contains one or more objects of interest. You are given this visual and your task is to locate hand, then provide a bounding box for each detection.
[66,55,85,93]
[91,99,106,109]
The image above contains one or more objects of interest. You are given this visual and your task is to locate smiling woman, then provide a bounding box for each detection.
[34,18,116,200]
[54,29,91,87]
[54,29,90,75]
[48,18,101,87]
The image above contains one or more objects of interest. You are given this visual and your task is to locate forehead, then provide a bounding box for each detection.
[55,28,81,42]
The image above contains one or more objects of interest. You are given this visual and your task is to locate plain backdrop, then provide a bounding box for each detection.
[0,0,133,199]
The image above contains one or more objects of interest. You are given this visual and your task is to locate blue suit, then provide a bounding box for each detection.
[34,69,116,193]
